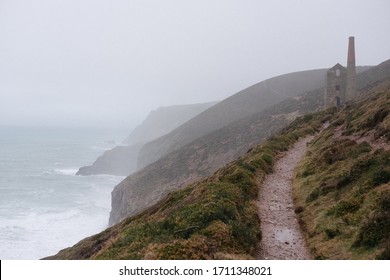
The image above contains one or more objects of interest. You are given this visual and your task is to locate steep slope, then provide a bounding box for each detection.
[45,110,326,260]
[77,102,216,176]
[293,78,390,259]
[137,69,328,169]
[356,59,390,89]
[108,89,323,224]
[46,75,390,260]
[109,63,383,225]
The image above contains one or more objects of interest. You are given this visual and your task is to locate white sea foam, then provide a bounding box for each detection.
[0,207,106,259]
[40,168,79,176]
[53,168,78,176]
[0,180,118,259]
[0,126,126,259]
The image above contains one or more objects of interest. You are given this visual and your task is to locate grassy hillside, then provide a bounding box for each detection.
[293,79,390,259]
[46,111,326,259]
[46,63,390,260]
[109,63,384,225]
[108,86,325,225]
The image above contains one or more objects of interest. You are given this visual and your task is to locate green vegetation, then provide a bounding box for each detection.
[47,77,390,260]
[293,79,390,259]
[47,106,326,259]
[91,113,324,260]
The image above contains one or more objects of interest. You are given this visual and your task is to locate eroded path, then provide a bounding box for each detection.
[257,136,313,260]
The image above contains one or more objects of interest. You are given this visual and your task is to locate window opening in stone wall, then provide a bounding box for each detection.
[336,96,341,106]
[335,85,340,91]
[336,69,340,76]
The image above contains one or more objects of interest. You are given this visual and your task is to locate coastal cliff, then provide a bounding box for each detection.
[77,102,216,176]
[109,68,330,225]
[109,65,378,225]
[137,69,329,169]
[46,75,390,259]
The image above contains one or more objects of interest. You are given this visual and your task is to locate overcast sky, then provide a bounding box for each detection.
[1,0,389,129]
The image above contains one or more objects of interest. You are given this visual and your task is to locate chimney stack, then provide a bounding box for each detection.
[346,36,356,101]
[347,36,355,66]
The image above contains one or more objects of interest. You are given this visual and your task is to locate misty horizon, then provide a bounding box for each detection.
[1,0,389,130]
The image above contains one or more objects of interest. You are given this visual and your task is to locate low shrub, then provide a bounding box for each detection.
[354,212,390,248]
[306,188,320,202]
[376,239,390,260]
[325,227,341,239]
[353,186,390,250]
[371,169,390,187]
[327,199,361,217]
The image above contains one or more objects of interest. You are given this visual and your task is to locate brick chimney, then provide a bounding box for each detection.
[346,36,356,101]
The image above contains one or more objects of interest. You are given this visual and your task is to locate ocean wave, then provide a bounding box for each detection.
[40,168,78,176]
[90,145,111,151]
[40,171,52,176]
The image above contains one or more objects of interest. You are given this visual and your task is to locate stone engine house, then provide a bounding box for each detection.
[325,36,356,108]
[325,63,347,107]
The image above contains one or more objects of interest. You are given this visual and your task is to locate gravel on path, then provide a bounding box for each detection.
[257,136,313,260]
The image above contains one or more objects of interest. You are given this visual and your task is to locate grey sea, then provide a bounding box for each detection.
[0,126,126,259]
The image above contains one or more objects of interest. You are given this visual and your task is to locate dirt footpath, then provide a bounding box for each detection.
[257,136,313,260]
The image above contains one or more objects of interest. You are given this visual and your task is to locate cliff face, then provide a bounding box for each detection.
[137,69,329,169]
[123,102,217,145]
[109,69,328,225]
[77,144,143,176]
[109,63,387,225]
[109,88,323,225]
[46,107,328,260]
[76,102,216,176]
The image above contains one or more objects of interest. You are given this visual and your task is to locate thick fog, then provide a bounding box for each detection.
[1,0,389,129]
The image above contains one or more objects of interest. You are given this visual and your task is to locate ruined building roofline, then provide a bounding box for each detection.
[328,63,346,70]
